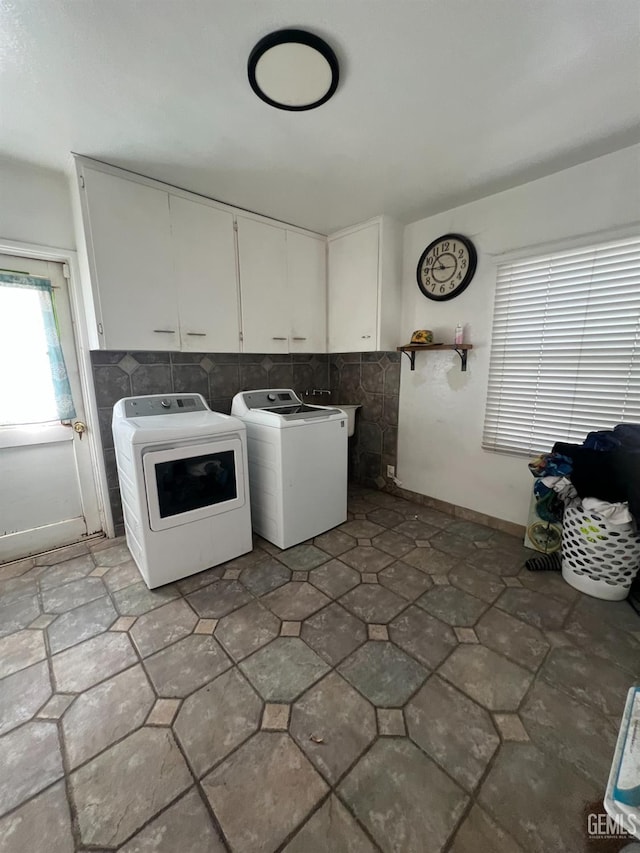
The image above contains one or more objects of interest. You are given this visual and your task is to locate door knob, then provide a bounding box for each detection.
[72,421,87,440]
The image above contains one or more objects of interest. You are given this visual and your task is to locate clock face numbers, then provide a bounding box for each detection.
[416,234,477,301]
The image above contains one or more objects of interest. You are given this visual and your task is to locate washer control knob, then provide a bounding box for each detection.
[267,393,276,401]
[160,399,171,409]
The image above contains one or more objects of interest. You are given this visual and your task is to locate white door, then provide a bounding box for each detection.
[0,254,102,563]
[236,217,289,353]
[287,231,327,353]
[169,195,241,352]
[81,166,178,350]
[328,223,379,351]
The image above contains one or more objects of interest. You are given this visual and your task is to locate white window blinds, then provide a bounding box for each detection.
[483,235,640,456]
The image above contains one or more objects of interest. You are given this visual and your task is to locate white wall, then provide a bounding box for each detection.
[398,144,640,525]
[0,157,75,249]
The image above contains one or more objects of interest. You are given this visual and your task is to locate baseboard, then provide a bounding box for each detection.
[384,484,526,540]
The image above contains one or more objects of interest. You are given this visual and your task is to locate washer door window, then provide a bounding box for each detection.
[143,439,245,531]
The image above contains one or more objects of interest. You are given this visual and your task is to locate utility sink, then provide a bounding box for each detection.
[335,404,361,437]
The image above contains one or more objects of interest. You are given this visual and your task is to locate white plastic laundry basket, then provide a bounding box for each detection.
[562,505,640,601]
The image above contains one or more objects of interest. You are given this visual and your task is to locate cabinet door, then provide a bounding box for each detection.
[237,217,288,353]
[328,223,379,352]
[82,168,177,350]
[170,196,240,352]
[287,231,326,353]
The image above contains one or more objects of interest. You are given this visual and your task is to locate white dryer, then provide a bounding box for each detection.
[231,389,348,549]
[112,393,252,588]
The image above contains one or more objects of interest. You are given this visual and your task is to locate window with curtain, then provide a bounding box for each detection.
[0,272,76,426]
[483,235,640,456]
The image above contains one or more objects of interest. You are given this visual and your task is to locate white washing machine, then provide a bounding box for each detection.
[112,393,252,588]
[231,389,348,549]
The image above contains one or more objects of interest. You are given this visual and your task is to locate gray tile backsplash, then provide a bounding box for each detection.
[91,349,399,531]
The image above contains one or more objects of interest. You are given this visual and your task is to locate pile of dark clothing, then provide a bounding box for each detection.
[526,424,640,572]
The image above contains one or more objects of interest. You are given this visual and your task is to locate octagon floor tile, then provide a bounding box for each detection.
[92,542,132,567]
[215,600,280,662]
[240,638,330,702]
[478,742,599,853]
[564,606,640,676]
[339,738,467,853]
[475,608,549,672]
[278,544,330,571]
[113,581,179,617]
[338,641,427,706]
[290,671,376,783]
[338,520,386,540]
[283,795,377,853]
[239,556,291,596]
[47,596,117,654]
[519,678,618,786]
[118,788,225,853]
[416,585,487,627]
[41,577,106,614]
[102,560,143,593]
[371,529,415,559]
[465,547,524,576]
[0,629,46,680]
[0,594,41,639]
[0,722,63,817]
[261,582,331,621]
[389,605,457,669]
[366,507,405,529]
[378,561,433,601]
[144,634,231,698]
[430,531,479,559]
[0,660,51,736]
[38,554,95,590]
[495,588,570,631]
[406,675,499,791]
[301,602,366,665]
[449,804,526,853]
[52,632,137,693]
[0,781,73,853]
[62,664,155,768]
[71,728,192,848]
[439,645,532,711]
[539,646,632,717]
[173,668,261,777]
[339,546,395,573]
[186,580,251,619]
[308,559,360,599]
[402,548,458,574]
[394,518,440,541]
[339,584,407,623]
[313,529,357,557]
[448,564,505,604]
[202,732,328,853]
[130,598,198,658]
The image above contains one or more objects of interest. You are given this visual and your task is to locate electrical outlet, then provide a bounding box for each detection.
[386,465,395,478]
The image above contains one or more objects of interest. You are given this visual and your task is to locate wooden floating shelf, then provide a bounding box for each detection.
[397,343,473,372]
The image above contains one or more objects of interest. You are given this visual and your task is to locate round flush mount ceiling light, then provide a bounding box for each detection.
[248,29,339,111]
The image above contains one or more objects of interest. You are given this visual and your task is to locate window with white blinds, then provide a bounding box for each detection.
[483,235,640,456]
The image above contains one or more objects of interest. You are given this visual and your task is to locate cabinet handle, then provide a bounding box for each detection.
[292,337,307,341]
[186,332,207,337]
[153,329,176,334]
[361,335,371,339]
[272,337,287,341]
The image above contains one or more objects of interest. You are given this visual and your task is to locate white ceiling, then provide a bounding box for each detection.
[1,1,639,233]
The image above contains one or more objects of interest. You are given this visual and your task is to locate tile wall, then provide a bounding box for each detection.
[90,350,400,533]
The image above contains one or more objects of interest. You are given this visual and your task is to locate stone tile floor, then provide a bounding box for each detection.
[1,485,639,852]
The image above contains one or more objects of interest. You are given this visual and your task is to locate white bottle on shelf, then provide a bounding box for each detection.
[455,323,464,345]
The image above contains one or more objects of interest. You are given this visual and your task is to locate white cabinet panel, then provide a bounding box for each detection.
[237,217,289,353]
[287,230,326,353]
[82,168,177,350]
[328,223,379,352]
[170,196,240,352]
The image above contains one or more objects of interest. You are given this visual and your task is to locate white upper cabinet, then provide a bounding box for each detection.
[328,216,402,353]
[286,230,327,353]
[80,167,177,350]
[236,217,327,353]
[169,196,240,352]
[236,217,289,354]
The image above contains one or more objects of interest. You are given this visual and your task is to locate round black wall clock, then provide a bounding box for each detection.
[416,233,477,301]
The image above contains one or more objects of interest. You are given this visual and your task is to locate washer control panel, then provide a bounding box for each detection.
[240,389,300,410]
[123,394,207,418]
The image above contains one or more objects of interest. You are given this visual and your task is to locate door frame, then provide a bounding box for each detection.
[0,237,112,537]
